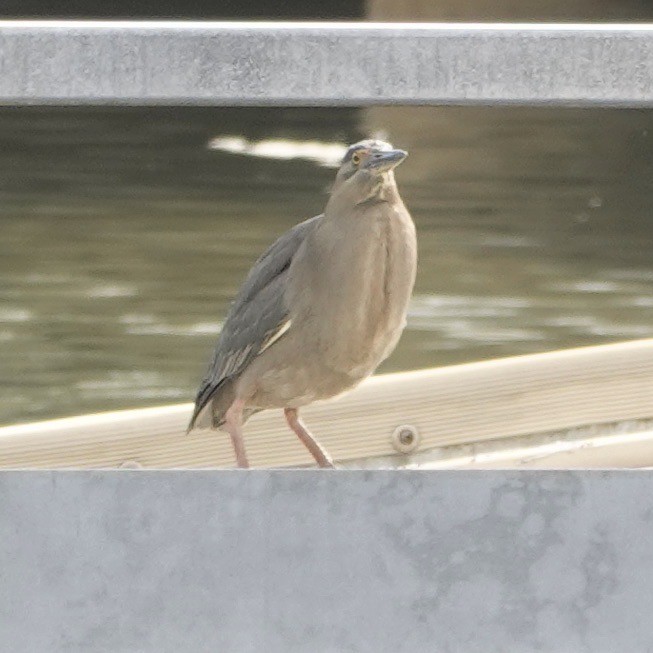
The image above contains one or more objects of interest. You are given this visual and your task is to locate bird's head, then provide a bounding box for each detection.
[332,139,408,204]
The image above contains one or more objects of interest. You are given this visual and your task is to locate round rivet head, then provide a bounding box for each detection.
[391,424,420,454]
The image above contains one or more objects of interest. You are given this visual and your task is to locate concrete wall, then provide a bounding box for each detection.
[3,470,653,651]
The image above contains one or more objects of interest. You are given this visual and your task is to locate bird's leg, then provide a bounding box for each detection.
[224,398,249,468]
[284,408,335,469]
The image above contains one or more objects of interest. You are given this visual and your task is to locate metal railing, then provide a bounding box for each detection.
[1,22,653,106]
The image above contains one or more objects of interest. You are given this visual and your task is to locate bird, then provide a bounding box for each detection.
[188,139,417,468]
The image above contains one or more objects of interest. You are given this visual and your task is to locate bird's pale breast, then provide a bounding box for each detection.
[235,200,417,410]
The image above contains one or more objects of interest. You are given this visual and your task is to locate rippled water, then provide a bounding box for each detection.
[2,106,653,425]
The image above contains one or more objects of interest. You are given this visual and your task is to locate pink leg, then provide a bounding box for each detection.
[224,399,249,468]
[284,408,335,469]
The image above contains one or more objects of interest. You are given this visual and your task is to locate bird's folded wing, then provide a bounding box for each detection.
[189,214,322,426]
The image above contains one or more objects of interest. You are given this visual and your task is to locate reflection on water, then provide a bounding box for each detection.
[1,106,653,425]
[207,136,347,167]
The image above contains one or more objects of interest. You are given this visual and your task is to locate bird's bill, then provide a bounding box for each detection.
[364,149,408,173]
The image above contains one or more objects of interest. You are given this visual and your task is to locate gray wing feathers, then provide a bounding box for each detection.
[188,214,321,430]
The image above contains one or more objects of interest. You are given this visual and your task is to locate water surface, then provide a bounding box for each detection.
[1,106,653,424]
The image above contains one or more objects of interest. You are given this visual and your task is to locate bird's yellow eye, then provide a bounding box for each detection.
[351,152,361,166]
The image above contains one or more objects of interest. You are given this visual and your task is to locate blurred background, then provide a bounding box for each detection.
[2,1,653,425]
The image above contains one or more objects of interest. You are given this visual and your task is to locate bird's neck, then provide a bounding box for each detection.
[362,171,401,205]
[362,175,400,206]
[328,171,400,213]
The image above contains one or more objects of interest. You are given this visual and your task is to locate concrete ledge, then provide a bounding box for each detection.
[1,22,653,106]
[2,470,653,651]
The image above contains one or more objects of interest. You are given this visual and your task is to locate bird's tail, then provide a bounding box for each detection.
[186,399,225,434]
[186,400,262,434]
[186,379,224,434]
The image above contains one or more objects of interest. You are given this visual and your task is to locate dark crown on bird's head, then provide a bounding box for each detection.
[341,139,394,165]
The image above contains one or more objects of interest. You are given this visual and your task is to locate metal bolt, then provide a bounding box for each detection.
[391,424,420,454]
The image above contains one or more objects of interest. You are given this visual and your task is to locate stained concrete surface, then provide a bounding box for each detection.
[1,470,653,652]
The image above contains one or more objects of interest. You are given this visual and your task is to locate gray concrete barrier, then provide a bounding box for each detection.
[2,470,653,652]
[1,22,653,106]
